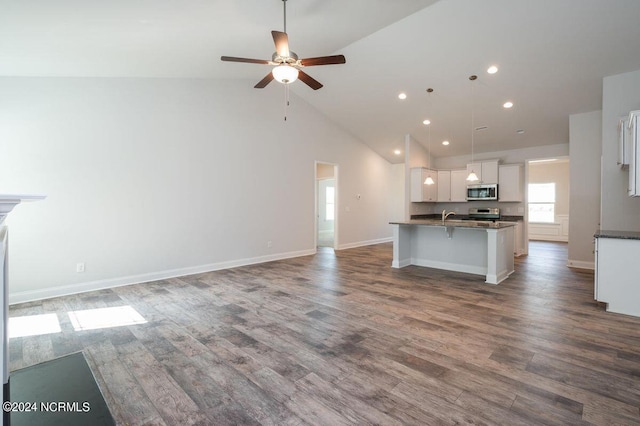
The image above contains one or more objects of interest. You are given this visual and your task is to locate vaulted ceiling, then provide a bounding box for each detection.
[2,0,640,163]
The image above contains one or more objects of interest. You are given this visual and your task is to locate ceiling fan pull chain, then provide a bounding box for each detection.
[284,84,288,121]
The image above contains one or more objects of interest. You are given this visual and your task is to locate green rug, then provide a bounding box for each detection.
[9,352,115,426]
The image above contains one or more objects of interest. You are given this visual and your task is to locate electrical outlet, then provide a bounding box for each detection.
[76,263,85,273]
[267,241,272,248]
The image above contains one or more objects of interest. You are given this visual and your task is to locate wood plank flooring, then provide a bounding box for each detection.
[8,241,640,425]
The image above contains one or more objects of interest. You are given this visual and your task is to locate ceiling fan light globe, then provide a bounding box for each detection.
[272,65,299,84]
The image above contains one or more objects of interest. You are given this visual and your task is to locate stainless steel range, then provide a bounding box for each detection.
[466,207,501,221]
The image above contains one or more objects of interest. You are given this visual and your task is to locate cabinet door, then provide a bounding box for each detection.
[467,163,482,182]
[619,117,630,168]
[498,164,523,202]
[631,112,640,197]
[423,169,438,202]
[410,168,437,202]
[481,161,499,184]
[437,170,451,202]
[450,169,468,202]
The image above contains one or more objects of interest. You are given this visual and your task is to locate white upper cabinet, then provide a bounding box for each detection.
[628,111,640,197]
[498,164,524,202]
[437,170,451,202]
[450,169,469,202]
[618,116,631,168]
[467,160,499,184]
[410,167,438,202]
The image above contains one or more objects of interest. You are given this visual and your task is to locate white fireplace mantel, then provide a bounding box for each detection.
[0,194,46,224]
[1,193,45,426]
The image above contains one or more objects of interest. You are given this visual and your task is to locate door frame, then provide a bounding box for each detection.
[314,161,338,250]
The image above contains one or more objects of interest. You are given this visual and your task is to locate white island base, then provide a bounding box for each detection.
[391,221,515,284]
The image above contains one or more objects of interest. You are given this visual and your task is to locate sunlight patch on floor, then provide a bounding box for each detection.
[68,306,147,331]
[9,313,62,338]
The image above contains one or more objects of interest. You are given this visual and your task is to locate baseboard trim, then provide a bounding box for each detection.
[9,248,316,305]
[567,259,595,270]
[337,237,392,250]
[529,236,569,242]
[411,258,487,277]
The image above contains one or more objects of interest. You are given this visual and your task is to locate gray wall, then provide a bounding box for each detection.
[601,69,640,230]
[568,110,602,268]
[0,77,396,302]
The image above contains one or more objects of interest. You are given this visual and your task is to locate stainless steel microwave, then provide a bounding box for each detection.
[467,184,498,200]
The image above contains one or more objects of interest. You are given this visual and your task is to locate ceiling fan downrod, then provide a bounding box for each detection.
[282,0,287,34]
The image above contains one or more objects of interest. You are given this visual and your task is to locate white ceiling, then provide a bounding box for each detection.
[2,0,640,163]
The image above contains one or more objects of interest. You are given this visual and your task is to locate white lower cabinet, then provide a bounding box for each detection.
[498,220,525,256]
[594,234,640,317]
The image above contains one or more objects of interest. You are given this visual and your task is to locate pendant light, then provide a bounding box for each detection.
[466,75,479,182]
[424,88,435,185]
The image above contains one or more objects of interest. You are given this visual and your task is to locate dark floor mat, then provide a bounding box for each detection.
[9,352,115,426]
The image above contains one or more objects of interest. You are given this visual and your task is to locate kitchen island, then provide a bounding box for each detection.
[390,219,516,284]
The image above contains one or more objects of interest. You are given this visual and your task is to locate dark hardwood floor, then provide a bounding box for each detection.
[9,241,640,425]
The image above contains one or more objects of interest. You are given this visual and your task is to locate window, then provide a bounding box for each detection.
[528,183,555,223]
[325,186,335,221]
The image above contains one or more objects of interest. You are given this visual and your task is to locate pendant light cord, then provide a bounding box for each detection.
[470,77,475,163]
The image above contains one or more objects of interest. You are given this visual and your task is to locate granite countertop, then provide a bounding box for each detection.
[594,230,640,240]
[410,214,524,222]
[390,219,517,229]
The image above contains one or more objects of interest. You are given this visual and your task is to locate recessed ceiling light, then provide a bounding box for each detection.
[503,101,513,108]
[398,93,407,100]
[487,65,498,74]
[394,149,402,155]
[516,129,525,134]
[423,119,431,125]
[442,140,450,146]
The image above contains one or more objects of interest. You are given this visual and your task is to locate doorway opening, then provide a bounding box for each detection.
[315,162,338,249]
[526,157,570,244]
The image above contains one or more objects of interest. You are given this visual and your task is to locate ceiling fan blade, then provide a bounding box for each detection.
[271,30,290,57]
[300,55,346,67]
[297,70,323,90]
[221,56,270,65]
[254,72,275,89]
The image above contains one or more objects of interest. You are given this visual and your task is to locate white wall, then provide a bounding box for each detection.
[568,110,601,268]
[389,163,405,222]
[529,161,570,216]
[433,144,570,170]
[601,69,640,231]
[0,77,394,302]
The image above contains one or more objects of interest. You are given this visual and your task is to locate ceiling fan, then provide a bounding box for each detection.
[220,0,346,90]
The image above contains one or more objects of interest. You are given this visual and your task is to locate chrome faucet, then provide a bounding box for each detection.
[442,209,456,224]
